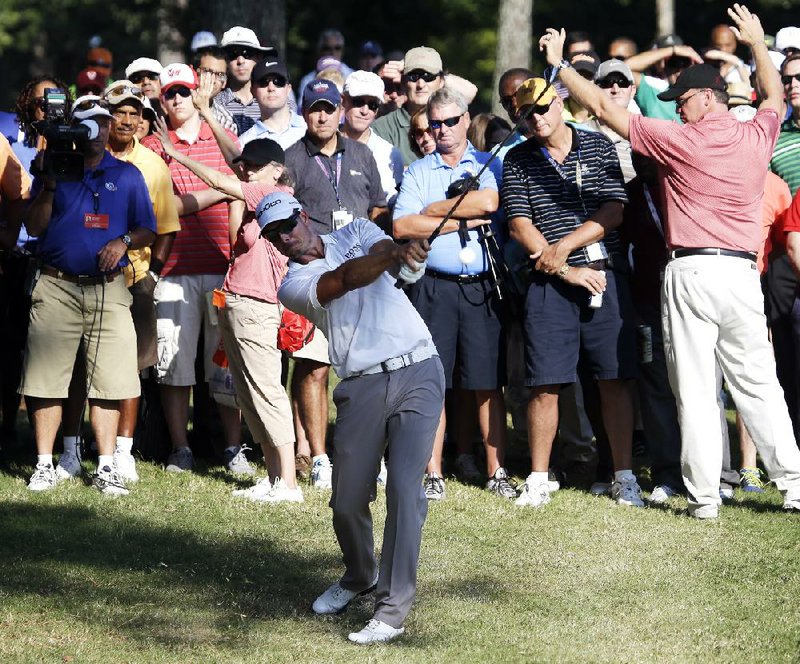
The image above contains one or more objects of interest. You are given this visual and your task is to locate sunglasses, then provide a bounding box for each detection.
[782,73,800,85]
[413,127,432,138]
[383,81,402,95]
[674,89,704,109]
[429,113,464,130]
[198,67,227,82]
[164,85,193,100]
[499,94,515,108]
[74,98,110,112]
[88,59,111,68]
[262,214,300,241]
[597,77,632,89]
[129,72,159,84]
[405,71,439,83]
[105,83,144,104]
[255,74,288,88]
[226,47,257,61]
[527,99,554,116]
[349,96,380,111]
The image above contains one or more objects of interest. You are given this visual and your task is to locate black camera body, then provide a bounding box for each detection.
[32,88,90,182]
[446,174,479,200]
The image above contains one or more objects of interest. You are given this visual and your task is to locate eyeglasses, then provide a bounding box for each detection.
[349,96,380,111]
[164,86,193,100]
[74,98,110,112]
[255,74,288,88]
[405,71,440,83]
[429,113,464,130]
[105,83,144,104]
[226,47,257,61]
[674,89,705,109]
[598,77,632,89]
[129,72,159,84]
[262,214,300,241]
[198,67,227,82]
[782,73,800,85]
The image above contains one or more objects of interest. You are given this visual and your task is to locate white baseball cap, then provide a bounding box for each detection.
[125,57,163,79]
[159,63,198,92]
[71,95,113,120]
[221,26,268,51]
[191,31,217,51]
[344,70,385,100]
[776,27,800,53]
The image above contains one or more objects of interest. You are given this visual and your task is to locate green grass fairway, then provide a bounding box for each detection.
[1,449,798,663]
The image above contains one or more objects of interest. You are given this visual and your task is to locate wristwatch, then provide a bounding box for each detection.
[557,263,571,279]
[120,233,132,248]
[555,59,572,75]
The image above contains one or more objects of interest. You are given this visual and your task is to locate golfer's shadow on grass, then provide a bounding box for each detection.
[0,502,341,644]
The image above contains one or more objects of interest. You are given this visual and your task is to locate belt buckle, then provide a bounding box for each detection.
[76,274,91,286]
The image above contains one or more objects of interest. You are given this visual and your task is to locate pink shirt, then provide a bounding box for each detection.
[222,181,291,303]
[629,109,781,253]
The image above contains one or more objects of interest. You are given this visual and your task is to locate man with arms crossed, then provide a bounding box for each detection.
[540,4,800,517]
[259,192,444,644]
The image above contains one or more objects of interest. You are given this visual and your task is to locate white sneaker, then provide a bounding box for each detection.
[612,477,645,507]
[515,476,551,508]
[312,578,377,615]
[454,453,482,483]
[719,487,734,500]
[55,453,82,481]
[232,476,272,500]
[649,484,679,504]
[113,449,139,483]
[28,463,58,491]
[691,504,719,520]
[92,465,130,497]
[257,478,304,503]
[783,497,800,512]
[589,481,612,497]
[311,456,333,489]
[423,472,445,500]
[348,618,405,645]
[224,446,256,476]
[377,458,388,486]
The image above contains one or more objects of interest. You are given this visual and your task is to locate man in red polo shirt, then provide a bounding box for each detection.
[142,63,251,475]
[539,4,800,518]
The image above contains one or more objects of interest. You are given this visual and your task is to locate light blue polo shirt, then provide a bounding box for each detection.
[393,142,502,275]
[239,113,307,151]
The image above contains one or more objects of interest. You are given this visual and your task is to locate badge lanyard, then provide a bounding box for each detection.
[642,184,664,238]
[539,145,588,217]
[314,153,343,209]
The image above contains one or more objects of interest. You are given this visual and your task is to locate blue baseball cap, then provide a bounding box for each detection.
[255,192,302,231]
[302,78,341,110]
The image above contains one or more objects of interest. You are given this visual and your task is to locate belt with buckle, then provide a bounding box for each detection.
[41,265,122,286]
[426,268,490,284]
[670,248,756,262]
[356,346,436,377]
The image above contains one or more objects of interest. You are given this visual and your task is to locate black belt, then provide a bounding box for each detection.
[426,268,490,284]
[41,265,122,286]
[670,248,756,262]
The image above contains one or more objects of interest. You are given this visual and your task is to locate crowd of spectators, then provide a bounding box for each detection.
[1,9,800,519]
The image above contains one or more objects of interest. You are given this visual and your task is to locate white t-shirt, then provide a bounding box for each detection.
[366,130,404,206]
[278,218,435,378]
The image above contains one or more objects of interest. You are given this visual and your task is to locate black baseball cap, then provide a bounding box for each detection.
[232,138,285,166]
[251,58,289,82]
[657,64,726,101]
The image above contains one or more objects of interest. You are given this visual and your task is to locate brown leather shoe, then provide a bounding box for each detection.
[295,453,312,480]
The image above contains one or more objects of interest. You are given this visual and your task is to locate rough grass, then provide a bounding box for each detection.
[1,448,799,663]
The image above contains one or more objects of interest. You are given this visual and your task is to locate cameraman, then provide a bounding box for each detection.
[22,95,156,495]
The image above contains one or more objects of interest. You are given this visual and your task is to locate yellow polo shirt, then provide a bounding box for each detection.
[117,137,181,284]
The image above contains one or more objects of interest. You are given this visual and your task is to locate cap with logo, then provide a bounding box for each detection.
[252,58,289,82]
[403,46,442,75]
[71,94,113,120]
[302,78,342,110]
[514,77,558,109]
[344,70,384,100]
[232,138,285,167]
[125,57,163,79]
[191,31,218,52]
[76,68,108,94]
[595,58,635,84]
[160,63,199,93]
[656,63,726,101]
[87,47,113,75]
[776,27,800,53]
[221,26,269,52]
[653,34,684,49]
[255,192,302,231]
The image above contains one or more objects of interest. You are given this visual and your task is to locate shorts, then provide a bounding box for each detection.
[129,273,158,371]
[218,293,294,447]
[288,322,330,365]
[20,274,140,400]
[154,273,225,386]
[522,268,637,387]
[408,273,506,390]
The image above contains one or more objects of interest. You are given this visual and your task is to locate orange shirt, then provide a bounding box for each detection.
[0,134,31,202]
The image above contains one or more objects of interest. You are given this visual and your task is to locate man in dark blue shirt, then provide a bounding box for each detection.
[21,95,156,496]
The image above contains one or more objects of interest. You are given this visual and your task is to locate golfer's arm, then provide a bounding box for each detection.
[163,147,244,199]
[753,41,784,114]
[558,67,632,139]
[316,240,400,305]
